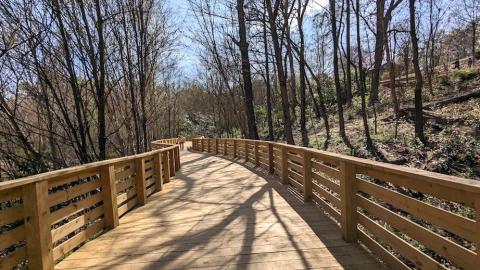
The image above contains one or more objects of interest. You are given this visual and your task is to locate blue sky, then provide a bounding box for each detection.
[166,0,201,80]
[165,0,329,81]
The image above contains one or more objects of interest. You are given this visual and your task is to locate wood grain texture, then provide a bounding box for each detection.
[55,147,381,270]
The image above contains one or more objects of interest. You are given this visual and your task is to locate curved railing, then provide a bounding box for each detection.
[0,140,181,269]
[191,137,480,269]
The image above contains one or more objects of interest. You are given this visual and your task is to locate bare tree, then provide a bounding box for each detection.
[409,0,426,143]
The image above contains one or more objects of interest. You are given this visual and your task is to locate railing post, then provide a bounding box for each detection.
[475,198,480,266]
[163,151,170,183]
[23,181,54,269]
[233,140,237,158]
[169,149,175,177]
[254,141,259,166]
[281,145,288,184]
[101,164,119,229]
[268,143,274,174]
[207,139,211,153]
[201,139,205,152]
[245,141,249,162]
[214,139,218,155]
[175,147,181,170]
[224,140,227,155]
[339,161,357,242]
[154,152,163,191]
[303,150,312,202]
[135,157,147,206]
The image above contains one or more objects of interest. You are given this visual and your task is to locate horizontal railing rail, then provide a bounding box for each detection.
[0,140,181,269]
[191,137,480,269]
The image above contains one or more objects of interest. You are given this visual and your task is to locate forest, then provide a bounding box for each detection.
[0,0,479,180]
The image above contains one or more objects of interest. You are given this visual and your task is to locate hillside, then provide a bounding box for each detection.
[303,68,480,179]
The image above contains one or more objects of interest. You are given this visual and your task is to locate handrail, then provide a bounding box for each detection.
[0,139,181,269]
[191,137,480,269]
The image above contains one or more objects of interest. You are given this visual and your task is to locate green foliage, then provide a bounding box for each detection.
[436,74,452,87]
[452,68,480,82]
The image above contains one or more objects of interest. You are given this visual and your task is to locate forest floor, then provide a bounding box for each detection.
[304,67,480,180]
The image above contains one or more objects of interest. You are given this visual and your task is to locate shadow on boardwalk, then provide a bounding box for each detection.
[55,149,382,270]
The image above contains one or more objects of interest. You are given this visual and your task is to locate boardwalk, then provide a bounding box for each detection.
[55,148,382,270]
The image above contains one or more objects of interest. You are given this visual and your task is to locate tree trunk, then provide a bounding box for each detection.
[265,0,295,144]
[298,0,309,147]
[355,0,374,151]
[263,3,274,141]
[329,0,351,148]
[236,0,259,140]
[345,0,353,105]
[409,0,426,143]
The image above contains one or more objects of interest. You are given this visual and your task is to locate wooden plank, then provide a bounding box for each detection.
[49,193,103,225]
[116,188,136,206]
[288,177,303,192]
[363,167,475,207]
[309,152,341,166]
[114,165,135,181]
[312,172,340,194]
[0,203,24,227]
[117,197,138,217]
[357,195,476,269]
[169,149,175,177]
[146,185,155,197]
[358,230,410,270]
[311,160,340,178]
[48,180,100,207]
[144,163,153,172]
[358,213,445,269]
[22,181,54,269]
[312,182,341,209]
[145,176,155,189]
[48,170,99,189]
[175,147,180,171]
[0,245,27,270]
[116,178,135,193]
[268,143,275,173]
[254,141,259,165]
[163,151,170,184]
[287,161,303,174]
[357,178,476,241]
[135,158,147,206]
[281,146,288,184]
[100,164,118,230]
[51,205,104,243]
[312,193,341,222]
[339,162,357,242]
[0,187,22,203]
[233,140,237,158]
[154,153,163,192]
[54,148,384,270]
[303,151,312,202]
[288,169,304,184]
[52,219,105,261]
[476,198,480,267]
[0,225,25,251]
[287,153,303,164]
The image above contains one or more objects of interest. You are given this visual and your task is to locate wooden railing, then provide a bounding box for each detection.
[0,140,181,270]
[192,137,480,269]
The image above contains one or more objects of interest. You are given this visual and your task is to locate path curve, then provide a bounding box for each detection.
[55,149,382,270]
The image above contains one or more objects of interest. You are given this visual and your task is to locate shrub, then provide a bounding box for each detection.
[436,74,451,86]
[452,68,479,82]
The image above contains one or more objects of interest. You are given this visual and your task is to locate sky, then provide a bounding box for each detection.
[165,0,200,81]
[165,0,329,81]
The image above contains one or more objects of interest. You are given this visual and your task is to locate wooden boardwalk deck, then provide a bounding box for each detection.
[55,149,382,270]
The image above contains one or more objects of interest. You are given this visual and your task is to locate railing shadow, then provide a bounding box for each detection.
[58,149,379,269]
